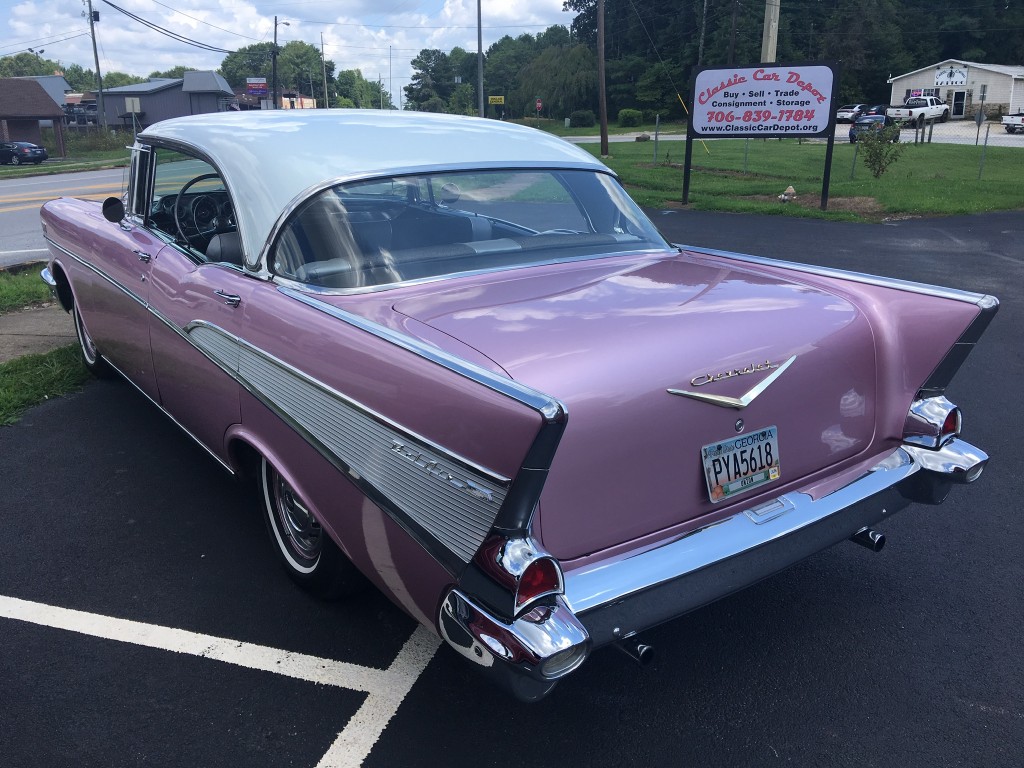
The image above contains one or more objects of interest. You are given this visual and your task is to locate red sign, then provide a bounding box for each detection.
[536,99,542,112]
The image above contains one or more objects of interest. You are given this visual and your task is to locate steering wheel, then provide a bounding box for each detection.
[173,173,232,247]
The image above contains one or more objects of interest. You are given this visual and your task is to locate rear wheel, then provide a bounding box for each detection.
[10,155,21,166]
[260,457,362,599]
[73,304,112,377]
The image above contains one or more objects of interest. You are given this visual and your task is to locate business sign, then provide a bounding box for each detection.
[246,77,268,96]
[689,63,837,138]
[488,95,505,105]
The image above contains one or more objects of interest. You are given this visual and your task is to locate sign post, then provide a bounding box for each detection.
[685,62,840,209]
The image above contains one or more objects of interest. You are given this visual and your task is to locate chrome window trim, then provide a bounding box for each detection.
[256,162,617,273]
[269,245,667,298]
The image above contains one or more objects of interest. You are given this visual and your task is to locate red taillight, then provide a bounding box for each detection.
[941,407,961,441]
[515,557,561,609]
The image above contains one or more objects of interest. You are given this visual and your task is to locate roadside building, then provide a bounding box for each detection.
[0,77,67,156]
[888,60,1024,119]
[101,71,236,130]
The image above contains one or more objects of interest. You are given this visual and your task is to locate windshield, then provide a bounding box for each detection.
[271,169,670,291]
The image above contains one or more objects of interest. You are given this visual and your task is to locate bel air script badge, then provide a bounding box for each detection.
[668,355,797,409]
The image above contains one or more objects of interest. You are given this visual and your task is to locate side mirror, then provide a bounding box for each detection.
[102,196,126,223]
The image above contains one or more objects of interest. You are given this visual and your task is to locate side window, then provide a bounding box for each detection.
[146,148,242,265]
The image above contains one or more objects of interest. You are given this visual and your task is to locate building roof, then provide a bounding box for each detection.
[889,59,1024,82]
[0,77,64,118]
[139,110,607,266]
[103,72,234,97]
[182,71,233,95]
[13,75,73,106]
[104,78,182,95]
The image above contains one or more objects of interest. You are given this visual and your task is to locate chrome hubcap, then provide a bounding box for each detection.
[273,473,321,563]
[74,308,98,364]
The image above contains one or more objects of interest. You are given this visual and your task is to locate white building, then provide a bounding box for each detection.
[888,60,1024,119]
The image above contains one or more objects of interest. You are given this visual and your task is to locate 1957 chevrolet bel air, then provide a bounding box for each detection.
[41,111,996,701]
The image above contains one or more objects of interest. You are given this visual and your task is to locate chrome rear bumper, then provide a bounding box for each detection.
[439,439,987,700]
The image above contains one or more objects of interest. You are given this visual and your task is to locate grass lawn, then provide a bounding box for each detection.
[512,117,686,137]
[1,266,88,424]
[0,149,130,180]
[0,345,89,425]
[577,137,1024,220]
[0,268,56,313]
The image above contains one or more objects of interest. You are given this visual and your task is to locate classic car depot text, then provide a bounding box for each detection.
[692,64,835,136]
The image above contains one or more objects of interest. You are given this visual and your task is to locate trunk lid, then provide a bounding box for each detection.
[392,251,878,560]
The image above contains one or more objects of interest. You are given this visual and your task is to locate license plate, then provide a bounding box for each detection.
[702,426,781,503]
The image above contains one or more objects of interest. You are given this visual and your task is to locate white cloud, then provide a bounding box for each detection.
[1,0,573,98]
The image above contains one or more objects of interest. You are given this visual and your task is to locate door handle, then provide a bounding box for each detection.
[134,249,151,263]
[214,290,241,307]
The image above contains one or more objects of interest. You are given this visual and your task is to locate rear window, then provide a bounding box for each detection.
[271,169,669,291]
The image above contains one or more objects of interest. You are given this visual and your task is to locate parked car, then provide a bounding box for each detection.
[835,103,868,123]
[1001,112,1024,133]
[40,111,997,701]
[0,141,48,165]
[862,103,890,116]
[887,96,950,127]
[849,114,901,142]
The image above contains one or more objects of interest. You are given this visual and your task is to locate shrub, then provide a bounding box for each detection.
[860,124,907,178]
[618,108,643,127]
[570,110,596,128]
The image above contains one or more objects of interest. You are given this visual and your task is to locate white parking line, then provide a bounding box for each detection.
[0,594,440,766]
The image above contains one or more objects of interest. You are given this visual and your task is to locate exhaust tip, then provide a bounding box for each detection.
[615,638,655,667]
[850,527,886,552]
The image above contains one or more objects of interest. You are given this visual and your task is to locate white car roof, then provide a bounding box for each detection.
[139,110,608,265]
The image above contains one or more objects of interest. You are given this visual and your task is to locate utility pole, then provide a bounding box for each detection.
[272,17,289,109]
[477,0,485,117]
[728,0,739,66]
[697,0,708,66]
[597,0,608,155]
[321,33,329,109]
[761,0,780,63]
[85,0,106,128]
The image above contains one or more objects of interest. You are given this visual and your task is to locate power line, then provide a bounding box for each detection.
[142,0,264,41]
[99,0,235,53]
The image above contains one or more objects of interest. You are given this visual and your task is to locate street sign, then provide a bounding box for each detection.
[536,99,542,112]
[488,96,505,105]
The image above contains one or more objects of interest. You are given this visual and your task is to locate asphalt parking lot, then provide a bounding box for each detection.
[2,210,1022,767]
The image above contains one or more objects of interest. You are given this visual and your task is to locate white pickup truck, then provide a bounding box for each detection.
[1002,113,1024,133]
[887,96,950,126]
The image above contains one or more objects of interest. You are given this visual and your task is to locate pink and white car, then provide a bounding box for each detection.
[41,111,996,701]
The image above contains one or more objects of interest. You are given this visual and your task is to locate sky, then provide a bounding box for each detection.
[0,0,575,98]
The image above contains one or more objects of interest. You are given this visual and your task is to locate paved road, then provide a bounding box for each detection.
[0,168,126,268]
[1,210,1021,766]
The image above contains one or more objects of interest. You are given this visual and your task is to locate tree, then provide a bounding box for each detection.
[219,43,275,89]
[404,49,456,110]
[512,45,596,117]
[149,66,198,79]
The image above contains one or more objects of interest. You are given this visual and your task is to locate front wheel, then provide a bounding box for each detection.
[260,457,362,599]
[940,109,949,123]
[10,155,21,166]
[73,304,112,378]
